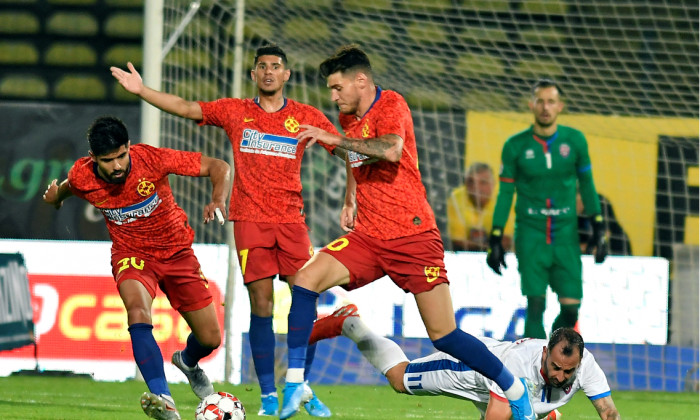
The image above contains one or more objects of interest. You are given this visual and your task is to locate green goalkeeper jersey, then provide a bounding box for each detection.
[493,125,601,235]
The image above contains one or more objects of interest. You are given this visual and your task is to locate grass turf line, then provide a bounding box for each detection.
[0,376,696,419]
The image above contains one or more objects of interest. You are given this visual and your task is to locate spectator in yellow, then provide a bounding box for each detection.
[447,162,513,251]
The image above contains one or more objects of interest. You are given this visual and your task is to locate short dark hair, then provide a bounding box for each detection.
[254,43,287,66]
[87,116,129,156]
[548,327,584,358]
[319,44,372,79]
[532,78,564,97]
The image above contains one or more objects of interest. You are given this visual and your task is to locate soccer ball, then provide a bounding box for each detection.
[195,391,246,420]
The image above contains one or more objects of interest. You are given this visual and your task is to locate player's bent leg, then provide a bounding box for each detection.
[181,303,221,349]
[385,362,410,393]
[140,392,181,420]
[416,286,533,419]
[282,254,350,419]
[308,303,359,345]
[293,251,351,292]
[176,304,220,399]
[171,348,214,400]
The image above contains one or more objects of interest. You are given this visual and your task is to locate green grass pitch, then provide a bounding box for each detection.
[0,376,696,419]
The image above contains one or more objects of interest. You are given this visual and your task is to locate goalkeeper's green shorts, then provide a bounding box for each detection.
[514,222,582,299]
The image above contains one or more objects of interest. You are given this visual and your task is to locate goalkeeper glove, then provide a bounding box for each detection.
[486,227,507,275]
[585,214,608,263]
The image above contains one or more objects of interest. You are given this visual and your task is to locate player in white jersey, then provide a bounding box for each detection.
[310,305,621,420]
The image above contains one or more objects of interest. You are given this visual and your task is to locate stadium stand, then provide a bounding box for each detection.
[0,74,48,98]
[0,41,40,65]
[0,10,40,33]
[0,0,143,103]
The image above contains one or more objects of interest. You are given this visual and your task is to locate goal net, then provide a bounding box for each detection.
[156,0,698,385]
[159,0,698,257]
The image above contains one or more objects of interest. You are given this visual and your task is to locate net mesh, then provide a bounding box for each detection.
[144,0,700,391]
[159,0,698,259]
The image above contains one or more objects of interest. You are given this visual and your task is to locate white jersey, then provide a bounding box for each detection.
[402,337,611,419]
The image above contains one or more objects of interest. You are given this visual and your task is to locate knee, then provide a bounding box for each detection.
[559,303,580,320]
[248,288,274,317]
[293,268,315,289]
[386,362,409,393]
[126,305,151,325]
[249,296,273,317]
[197,328,222,349]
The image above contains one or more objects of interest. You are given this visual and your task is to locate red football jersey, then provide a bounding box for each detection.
[338,88,436,240]
[198,98,337,223]
[67,143,201,259]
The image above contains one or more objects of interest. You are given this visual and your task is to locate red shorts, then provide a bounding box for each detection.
[233,221,314,284]
[320,228,449,294]
[111,248,212,312]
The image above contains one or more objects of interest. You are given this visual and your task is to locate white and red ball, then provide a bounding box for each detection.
[195,392,246,420]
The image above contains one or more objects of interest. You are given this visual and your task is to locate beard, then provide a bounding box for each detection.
[107,171,127,183]
[548,371,577,388]
[536,115,556,128]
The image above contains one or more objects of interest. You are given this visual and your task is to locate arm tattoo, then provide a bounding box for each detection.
[338,134,401,160]
[333,147,348,160]
[592,396,621,420]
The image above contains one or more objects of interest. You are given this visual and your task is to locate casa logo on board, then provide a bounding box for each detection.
[137,178,155,197]
[559,143,571,158]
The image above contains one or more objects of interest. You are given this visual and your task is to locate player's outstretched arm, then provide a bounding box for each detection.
[42,179,73,209]
[591,396,620,420]
[110,62,203,121]
[199,156,230,224]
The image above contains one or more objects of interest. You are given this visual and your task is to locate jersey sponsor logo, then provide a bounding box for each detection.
[284,116,300,133]
[525,149,535,159]
[102,192,162,225]
[137,178,155,197]
[559,143,571,158]
[348,150,378,168]
[425,266,440,283]
[527,206,573,217]
[240,128,298,159]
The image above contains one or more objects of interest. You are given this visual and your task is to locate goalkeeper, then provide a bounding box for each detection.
[487,79,607,339]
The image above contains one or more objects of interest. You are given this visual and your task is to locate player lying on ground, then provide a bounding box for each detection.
[309,305,621,420]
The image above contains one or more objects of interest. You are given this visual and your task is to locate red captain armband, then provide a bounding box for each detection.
[499,177,514,183]
[489,390,508,402]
